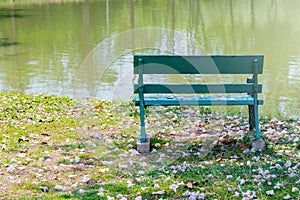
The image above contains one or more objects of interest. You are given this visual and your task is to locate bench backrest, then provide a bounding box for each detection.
[134,55,264,94]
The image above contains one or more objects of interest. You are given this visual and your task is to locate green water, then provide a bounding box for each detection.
[0,0,300,118]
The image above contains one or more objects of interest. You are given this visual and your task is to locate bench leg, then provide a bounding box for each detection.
[248,104,260,140]
[137,103,151,153]
[254,104,260,140]
[251,104,265,151]
[248,105,255,132]
[139,103,147,142]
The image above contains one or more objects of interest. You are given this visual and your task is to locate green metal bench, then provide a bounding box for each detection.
[134,55,264,144]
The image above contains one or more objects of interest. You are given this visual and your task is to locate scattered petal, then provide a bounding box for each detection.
[266,190,274,195]
[169,183,178,192]
[107,196,115,200]
[151,190,165,195]
[39,186,49,192]
[285,160,292,168]
[185,182,193,189]
[7,165,15,173]
[240,179,246,185]
[274,182,282,189]
[78,189,86,194]
[226,175,233,179]
[234,191,239,197]
[74,156,80,163]
[54,185,66,192]
[82,175,90,183]
[2,144,7,150]
[127,180,134,188]
[99,168,110,173]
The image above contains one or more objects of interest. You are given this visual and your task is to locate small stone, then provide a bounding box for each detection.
[137,138,150,153]
[251,138,266,151]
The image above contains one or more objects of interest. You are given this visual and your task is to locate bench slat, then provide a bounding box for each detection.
[134,55,263,74]
[134,84,262,94]
[134,95,264,106]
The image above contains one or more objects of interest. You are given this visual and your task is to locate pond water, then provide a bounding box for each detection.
[0,0,300,118]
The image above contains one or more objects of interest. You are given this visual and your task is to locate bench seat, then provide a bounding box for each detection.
[135,95,263,106]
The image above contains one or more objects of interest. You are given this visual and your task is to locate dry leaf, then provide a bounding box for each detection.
[18,149,28,153]
[221,138,236,146]
[244,173,249,179]
[236,142,249,150]
[95,104,103,109]
[285,151,293,156]
[40,142,48,146]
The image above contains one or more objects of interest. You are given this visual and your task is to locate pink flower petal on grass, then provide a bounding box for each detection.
[169,184,178,192]
[266,190,274,195]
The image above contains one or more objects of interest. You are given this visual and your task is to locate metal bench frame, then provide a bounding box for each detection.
[134,55,264,143]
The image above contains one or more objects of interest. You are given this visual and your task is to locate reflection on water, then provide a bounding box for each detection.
[74,27,204,100]
[0,0,300,118]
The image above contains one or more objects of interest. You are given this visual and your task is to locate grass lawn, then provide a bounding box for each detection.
[0,93,299,199]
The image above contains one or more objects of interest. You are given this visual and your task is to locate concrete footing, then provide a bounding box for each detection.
[251,138,266,151]
[137,138,151,153]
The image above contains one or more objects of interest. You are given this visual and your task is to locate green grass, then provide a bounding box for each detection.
[0,92,299,199]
